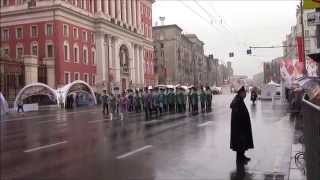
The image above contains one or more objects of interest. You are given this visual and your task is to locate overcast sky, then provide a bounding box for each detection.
[152,0,300,78]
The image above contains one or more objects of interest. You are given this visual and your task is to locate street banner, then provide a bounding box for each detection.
[296,36,305,62]
[304,0,320,9]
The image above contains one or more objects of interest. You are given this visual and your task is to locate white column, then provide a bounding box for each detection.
[113,38,121,85]
[127,0,132,26]
[122,0,127,23]
[96,0,102,13]
[132,0,137,28]
[96,32,106,82]
[140,47,144,85]
[104,0,109,16]
[108,35,113,69]
[137,0,141,31]
[116,0,121,21]
[135,45,138,86]
[91,0,94,13]
[110,0,115,18]
[130,43,135,84]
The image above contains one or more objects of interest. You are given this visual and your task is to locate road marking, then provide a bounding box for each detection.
[116,145,153,159]
[3,109,99,122]
[198,121,213,127]
[88,119,111,123]
[24,141,68,153]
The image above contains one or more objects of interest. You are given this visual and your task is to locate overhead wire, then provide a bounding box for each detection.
[179,1,224,33]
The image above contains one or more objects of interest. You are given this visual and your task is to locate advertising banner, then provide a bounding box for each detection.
[304,0,320,9]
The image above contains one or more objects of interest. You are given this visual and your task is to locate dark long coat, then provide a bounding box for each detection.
[230,95,254,152]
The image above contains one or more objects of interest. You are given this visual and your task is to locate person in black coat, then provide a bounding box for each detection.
[230,86,254,163]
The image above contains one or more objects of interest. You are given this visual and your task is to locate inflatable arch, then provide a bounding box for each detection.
[57,80,97,105]
[14,83,58,108]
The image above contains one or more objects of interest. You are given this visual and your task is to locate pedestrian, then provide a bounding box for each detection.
[176,88,184,113]
[159,88,165,114]
[206,86,212,112]
[101,90,109,116]
[164,88,169,112]
[110,93,117,120]
[188,90,192,112]
[143,87,152,121]
[200,87,206,113]
[191,87,199,114]
[134,90,141,113]
[120,92,128,120]
[128,89,134,112]
[152,88,160,118]
[168,88,175,113]
[230,86,254,164]
[17,99,24,113]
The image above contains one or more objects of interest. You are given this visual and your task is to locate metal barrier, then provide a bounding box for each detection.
[302,97,320,180]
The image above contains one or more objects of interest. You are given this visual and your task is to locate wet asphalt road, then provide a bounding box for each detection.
[0,94,295,180]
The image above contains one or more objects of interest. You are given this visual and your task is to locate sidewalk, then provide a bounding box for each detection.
[289,114,306,180]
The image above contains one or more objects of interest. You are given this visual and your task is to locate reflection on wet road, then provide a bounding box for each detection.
[0,95,294,180]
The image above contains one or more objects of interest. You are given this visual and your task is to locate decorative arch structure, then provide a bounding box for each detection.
[57,80,97,105]
[14,83,58,108]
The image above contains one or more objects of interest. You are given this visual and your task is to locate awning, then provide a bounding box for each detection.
[308,53,320,63]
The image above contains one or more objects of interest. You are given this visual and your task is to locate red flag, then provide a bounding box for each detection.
[296,36,305,62]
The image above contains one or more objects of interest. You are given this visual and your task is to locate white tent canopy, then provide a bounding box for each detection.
[56,80,97,105]
[0,92,9,116]
[261,81,281,100]
[14,82,58,108]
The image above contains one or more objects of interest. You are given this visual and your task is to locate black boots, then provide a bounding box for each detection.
[237,151,251,164]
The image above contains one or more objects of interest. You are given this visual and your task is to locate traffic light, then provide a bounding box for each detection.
[229,52,234,57]
[247,49,252,55]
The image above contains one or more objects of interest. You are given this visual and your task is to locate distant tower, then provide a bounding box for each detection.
[159,16,166,26]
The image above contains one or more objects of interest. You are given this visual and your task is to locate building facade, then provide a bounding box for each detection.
[153,25,207,86]
[0,0,154,93]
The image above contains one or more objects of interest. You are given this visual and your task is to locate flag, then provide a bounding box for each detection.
[304,0,320,9]
[296,36,305,62]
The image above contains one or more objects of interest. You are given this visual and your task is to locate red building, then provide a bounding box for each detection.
[0,0,155,93]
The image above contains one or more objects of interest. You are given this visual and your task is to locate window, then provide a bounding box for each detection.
[83,47,88,64]
[2,0,8,6]
[31,42,38,56]
[2,47,9,57]
[16,27,23,40]
[16,0,26,5]
[46,23,53,36]
[16,45,23,59]
[74,44,79,63]
[74,72,80,81]
[83,31,88,41]
[31,25,38,38]
[91,32,95,43]
[46,43,54,57]
[91,49,96,65]
[63,24,69,37]
[64,72,71,84]
[2,29,9,41]
[84,73,89,83]
[92,74,96,85]
[64,41,70,61]
[73,27,79,38]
